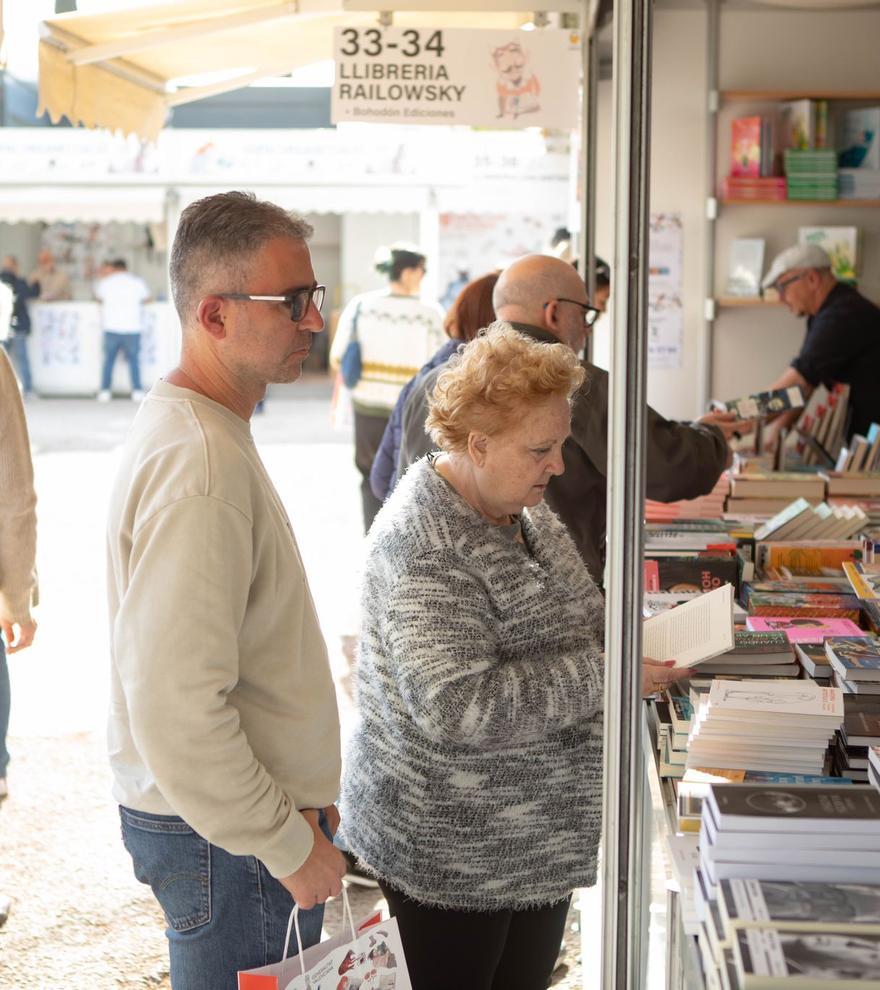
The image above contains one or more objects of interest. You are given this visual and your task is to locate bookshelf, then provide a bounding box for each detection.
[709,89,880,403]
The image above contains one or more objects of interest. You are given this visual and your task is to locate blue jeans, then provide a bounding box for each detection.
[3,333,32,394]
[0,636,9,778]
[119,807,327,990]
[101,331,142,392]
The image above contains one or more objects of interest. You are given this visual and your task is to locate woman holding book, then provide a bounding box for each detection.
[339,324,683,990]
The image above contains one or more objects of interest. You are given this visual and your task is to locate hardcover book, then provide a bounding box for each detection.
[746,616,863,644]
[734,926,880,986]
[707,783,880,834]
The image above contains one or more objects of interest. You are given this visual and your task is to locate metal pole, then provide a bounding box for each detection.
[600,0,652,979]
[701,0,720,411]
[579,3,599,363]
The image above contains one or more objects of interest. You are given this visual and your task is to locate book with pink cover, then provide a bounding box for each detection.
[746,616,863,643]
[731,116,762,177]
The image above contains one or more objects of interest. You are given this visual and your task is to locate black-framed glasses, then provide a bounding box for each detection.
[544,298,602,327]
[216,284,326,322]
[774,272,806,296]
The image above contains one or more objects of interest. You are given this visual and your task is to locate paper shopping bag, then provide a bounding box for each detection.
[239,890,411,990]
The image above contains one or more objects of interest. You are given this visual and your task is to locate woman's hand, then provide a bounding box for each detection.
[641,657,688,698]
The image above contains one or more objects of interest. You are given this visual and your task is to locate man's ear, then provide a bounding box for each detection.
[196,296,227,340]
[468,432,489,467]
[543,299,559,331]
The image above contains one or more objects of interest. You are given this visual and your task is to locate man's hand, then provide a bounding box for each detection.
[279,809,346,910]
[697,410,753,442]
[642,657,689,698]
[1,618,37,654]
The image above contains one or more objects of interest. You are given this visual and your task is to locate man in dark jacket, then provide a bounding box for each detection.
[1,256,39,398]
[398,254,738,583]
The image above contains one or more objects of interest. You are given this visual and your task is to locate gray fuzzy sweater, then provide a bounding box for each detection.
[340,458,605,911]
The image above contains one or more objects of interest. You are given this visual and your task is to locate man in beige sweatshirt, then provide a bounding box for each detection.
[106,192,344,990]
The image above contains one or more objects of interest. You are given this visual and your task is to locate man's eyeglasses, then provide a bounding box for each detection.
[773,272,806,296]
[216,284,326,322]
[544,298,602,327]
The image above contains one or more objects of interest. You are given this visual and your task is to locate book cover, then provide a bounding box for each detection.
[844,561,880,602]
[839,107,880,170]
[723,387,805,421]
[745,581,849,597]
[731,116,763,177]
[725,238,765,297]
[722,879,880,933]
[728,630,791,655]
[735,927,880,984]
[705,679,843,719]
[746,592,861,621]
[756,542,862,579]
[779,99,815,150]
[794,643,833,676]
[746,616,863,644]
[799,226,858,283]
[708,783,880,833]
[643,555,739,594]
[826,637,880,681]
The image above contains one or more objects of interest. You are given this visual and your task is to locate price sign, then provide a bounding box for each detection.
[332,27,581,129]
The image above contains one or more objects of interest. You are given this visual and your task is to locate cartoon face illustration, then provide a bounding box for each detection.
[491,42,541,119]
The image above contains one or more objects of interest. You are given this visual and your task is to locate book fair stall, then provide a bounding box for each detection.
[25,0,880,988]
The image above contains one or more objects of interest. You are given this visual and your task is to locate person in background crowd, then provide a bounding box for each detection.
[28,249,72,302]
[330,245,444,532]
[106,192,345,990]
[94,258,151,403]
[370,271,499,503]
[341,325,684,990]
[0,256,39,399]
[761,242,880,447]
[398,255,741,584]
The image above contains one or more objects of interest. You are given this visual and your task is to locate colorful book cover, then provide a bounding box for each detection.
[839,107,880,170]
[756,543,861,577]
[779,99,815,150]
[844,561,880,602]
[744,581,849,596]
[746,616,863,643]
[746,592,862,621]
[798,226,858,283]
[643,556,739,595]
[723,386,804,420]
[730,116,762,177]
[826,637,880,679]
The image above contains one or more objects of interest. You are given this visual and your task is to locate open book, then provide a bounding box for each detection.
[643,583,735,668]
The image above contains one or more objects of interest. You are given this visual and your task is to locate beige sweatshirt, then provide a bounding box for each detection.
[106,381,341,878]
[0,348,37,625]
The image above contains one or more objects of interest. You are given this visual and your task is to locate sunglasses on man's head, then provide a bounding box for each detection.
[216,284,326,322]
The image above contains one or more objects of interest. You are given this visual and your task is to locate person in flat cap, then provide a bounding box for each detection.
[761,242,880,447]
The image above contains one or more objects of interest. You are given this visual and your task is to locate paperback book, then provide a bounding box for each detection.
[799,226,858,283]
[746,592,861,621]
[826,637,880,682]
[706,783,880,834]
[746,616,863,644]
[734,926,880,986]
[720,879,880,935]
[844,560,880,602]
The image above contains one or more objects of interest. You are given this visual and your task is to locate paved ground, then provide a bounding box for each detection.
[0,378,607,989]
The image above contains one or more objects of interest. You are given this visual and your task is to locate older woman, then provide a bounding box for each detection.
[340,324,680,990]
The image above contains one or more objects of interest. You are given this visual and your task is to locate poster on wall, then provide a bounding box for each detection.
[331,27,580,129]
[648,212,684,370]
[437,213,567,309]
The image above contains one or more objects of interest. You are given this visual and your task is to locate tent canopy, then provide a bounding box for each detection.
[38,0,560,141]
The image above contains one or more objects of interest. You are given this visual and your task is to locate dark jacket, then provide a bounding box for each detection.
[397,322,728,583]
[370,338,459,502]
[0,271,38,336]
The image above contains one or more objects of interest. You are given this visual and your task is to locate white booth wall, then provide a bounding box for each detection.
[592,4,880,422]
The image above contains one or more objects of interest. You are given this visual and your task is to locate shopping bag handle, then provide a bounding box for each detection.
[281,884,357,990]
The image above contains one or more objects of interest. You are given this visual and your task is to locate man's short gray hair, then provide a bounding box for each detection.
[170,191,313,325]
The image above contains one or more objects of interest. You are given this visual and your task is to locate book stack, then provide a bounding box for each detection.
[645,471,730,522]
[837,694,880,783]
[784,148,838,200]
[650,695,689,779]
[745,591,861,622]
[754,496,869,543]
[701,783,880,893]
[839,167,880,199]
[729,473,826,505]
[721,175,787,201]
[697,630,799,678]
[721,879,880,989]
[826,636,880,698]
[687,679,844,775]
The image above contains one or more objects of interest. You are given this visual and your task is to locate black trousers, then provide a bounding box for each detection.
[354,409,390,533]
[380,881,570,990]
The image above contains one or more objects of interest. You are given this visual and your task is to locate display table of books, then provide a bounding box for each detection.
[639,482,880,990]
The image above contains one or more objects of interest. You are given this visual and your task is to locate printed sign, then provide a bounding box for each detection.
[648,212,684,370]
[332,27,580,129]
